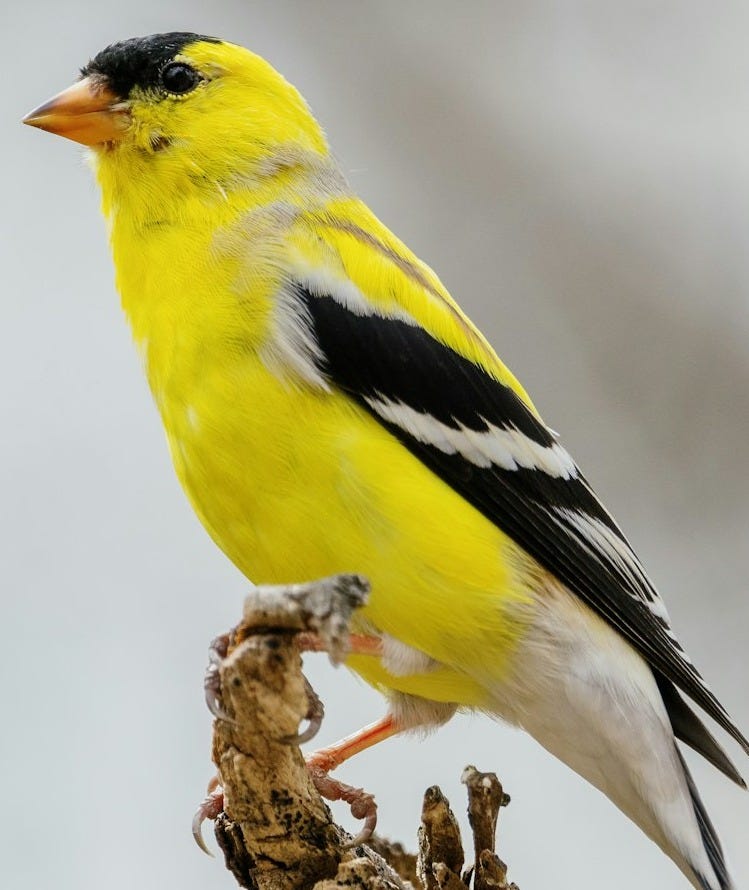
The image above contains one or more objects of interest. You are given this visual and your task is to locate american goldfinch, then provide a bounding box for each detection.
[24,32,747,889]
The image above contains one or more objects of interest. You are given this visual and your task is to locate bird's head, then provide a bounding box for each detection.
[23,33,329,216]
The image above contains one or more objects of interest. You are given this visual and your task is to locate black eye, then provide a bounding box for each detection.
[160,62,200,94]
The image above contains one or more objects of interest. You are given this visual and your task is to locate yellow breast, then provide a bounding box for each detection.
[104,172,536,707]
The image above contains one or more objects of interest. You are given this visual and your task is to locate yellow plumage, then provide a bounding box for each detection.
[92,40,542,705]
[24,32,747,889]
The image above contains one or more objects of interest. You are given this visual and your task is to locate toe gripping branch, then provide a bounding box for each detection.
[193,574,412,890]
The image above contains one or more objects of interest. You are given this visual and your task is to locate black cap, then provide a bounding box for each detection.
[81,32,220,98]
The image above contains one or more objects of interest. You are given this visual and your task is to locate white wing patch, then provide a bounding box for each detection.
[554,507,673,625]
[367,396,579,480]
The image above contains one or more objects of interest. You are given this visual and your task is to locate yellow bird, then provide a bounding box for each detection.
[24,32,747,889]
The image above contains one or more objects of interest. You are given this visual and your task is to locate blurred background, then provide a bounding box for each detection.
[2,1,748,888]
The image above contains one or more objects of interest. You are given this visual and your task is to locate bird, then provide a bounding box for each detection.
[23,31,747,889]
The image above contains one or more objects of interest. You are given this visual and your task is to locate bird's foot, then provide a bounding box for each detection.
[283,674,325,745]
[301,715,397,847]
[204,632,234,722]
[192,775,224,855]
[196,596,387,852]
[305,751,378,848]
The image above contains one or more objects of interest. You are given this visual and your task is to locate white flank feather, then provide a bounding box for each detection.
[484,580,726,890]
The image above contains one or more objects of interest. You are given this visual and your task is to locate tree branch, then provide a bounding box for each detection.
[200,575,518,890]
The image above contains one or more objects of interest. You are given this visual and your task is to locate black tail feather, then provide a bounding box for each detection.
[657,674,746,788]
[676,749,734,890]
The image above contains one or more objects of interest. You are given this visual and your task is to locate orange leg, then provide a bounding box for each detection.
[305,713,399,773]
[296,632,383,657]
[298,636,397,844]
[305,714,400,847]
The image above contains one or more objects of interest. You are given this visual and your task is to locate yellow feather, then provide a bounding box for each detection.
[27,34,743,887]
[88,37,542,706]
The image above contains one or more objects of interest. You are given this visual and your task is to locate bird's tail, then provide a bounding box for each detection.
[677,748,734,890]
[511,685,735,890]
[487,583,738,890]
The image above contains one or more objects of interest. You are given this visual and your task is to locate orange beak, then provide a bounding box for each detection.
[22,76,129,146]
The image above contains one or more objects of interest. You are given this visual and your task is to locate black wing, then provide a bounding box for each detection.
[294,282,748,758]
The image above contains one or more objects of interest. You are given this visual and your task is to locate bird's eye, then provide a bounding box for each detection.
[160,62,200,95]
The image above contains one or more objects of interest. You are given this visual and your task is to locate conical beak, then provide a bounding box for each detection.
[22,76,129,146]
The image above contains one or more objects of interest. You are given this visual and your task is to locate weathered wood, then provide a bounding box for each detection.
[199,575,519,890]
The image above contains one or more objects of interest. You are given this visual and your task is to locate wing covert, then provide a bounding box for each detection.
[292,281,748,754]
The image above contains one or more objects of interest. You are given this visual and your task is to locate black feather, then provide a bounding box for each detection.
[676,748,734,890]
[296,283,749,759]
[657,674,746,787]
[81,32,220,99]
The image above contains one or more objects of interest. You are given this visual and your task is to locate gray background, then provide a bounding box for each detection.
[3,2,748,888]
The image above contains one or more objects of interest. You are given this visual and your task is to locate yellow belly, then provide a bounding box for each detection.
[101,152,542,710]
[162,353,534,707]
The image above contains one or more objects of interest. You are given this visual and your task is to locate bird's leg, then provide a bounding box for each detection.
[305,713,400,846]
[296,631,384,658]
[305,713,399,773]
[194,627,387,852]
[298,630,396,845]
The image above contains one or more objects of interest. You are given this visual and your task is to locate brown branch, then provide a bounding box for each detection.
[418,786,464,888]
[461,767,516,890]
[200,574,518,890]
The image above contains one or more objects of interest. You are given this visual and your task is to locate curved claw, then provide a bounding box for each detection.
[283,675,325,745]
[204,676,233,722]
[192,807,214,857]
[204,633,235,722]
[287,712,323,745]
[192,787,224,856]
[342,793,378,848]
